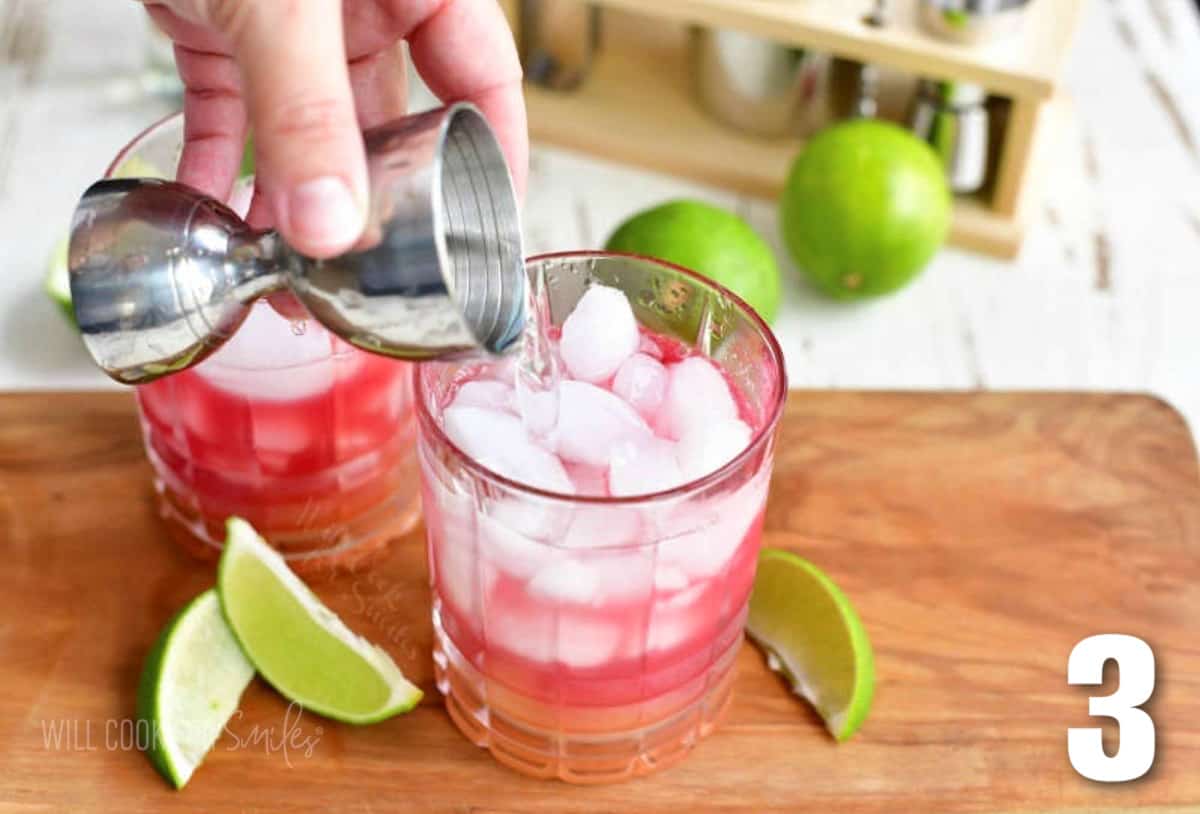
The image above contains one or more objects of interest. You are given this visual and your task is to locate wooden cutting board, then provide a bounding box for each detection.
[1,391,1198,813]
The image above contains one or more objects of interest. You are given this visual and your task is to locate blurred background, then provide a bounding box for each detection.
[1,0,1199,431]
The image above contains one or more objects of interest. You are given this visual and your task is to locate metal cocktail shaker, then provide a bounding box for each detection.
[908,79,990,193]
[691,27,827,138]
[516,0,601,91]
[68,103,526,385]
[918,0,1032,44]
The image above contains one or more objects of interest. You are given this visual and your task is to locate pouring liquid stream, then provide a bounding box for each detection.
[514,260,561,438]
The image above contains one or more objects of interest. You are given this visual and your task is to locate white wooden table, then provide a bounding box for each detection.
[3,1,1199,434]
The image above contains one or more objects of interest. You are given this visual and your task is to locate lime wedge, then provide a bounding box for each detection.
[136,589,255,789]
[746,549,874,741]
[239,132,255,178]
[217,518,423,724]
[111,153,167,180]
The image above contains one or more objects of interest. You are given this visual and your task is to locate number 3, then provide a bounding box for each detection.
[1067,634,1156,782]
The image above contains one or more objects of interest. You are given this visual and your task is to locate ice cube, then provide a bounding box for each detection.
[700,521,751,577]
[452,380,515,412]
[532,549,652,607]
[341,363,405,425]
[528,558,600,605]
[433,538,479,622]
[646,607,698,653]
[423,470,478,544]
[638,333,664,359]
[557,616,625,668]
[675,418,752,481]
[200,302,344,401]
[612,353,667,420]
[484,605,554,664]
[562,504,642,548]
[250,412,314,453]
[588,549,654,603]
[608,437,686,497]
[664,582,707,609]
[425,475,480,620]
[514,378,559,438]
[478,511,558,579]
[655,471,770,579]
[489,496,573,542]
[565,462,609,497]
[442,406,574,494]
[558,285,640,383]
[552,381,651,468]
[658,356,738,440]
[442,405,520,460]
[654,565,690,593]
[506,442,574,495]
[656,528,719,581]
[178,385,225,443]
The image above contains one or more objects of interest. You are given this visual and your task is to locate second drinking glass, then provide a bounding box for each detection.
[416,252,787,783]
[108,114,421,572]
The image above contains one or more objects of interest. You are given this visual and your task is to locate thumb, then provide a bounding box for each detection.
[222,0,366,258]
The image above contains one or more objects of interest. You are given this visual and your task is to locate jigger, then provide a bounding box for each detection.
[69,103,526,385]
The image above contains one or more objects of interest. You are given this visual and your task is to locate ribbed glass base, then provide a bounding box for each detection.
[433,607,739,784]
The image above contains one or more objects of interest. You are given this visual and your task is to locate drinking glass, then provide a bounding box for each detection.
[415,252,786,782]
[110,114,422,573]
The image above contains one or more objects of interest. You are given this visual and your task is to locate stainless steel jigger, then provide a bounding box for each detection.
[68,103,526,385]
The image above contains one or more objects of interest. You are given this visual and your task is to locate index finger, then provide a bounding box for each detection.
[403,0,528,198]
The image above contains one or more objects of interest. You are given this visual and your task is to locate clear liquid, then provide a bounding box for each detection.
[514,261,560,437]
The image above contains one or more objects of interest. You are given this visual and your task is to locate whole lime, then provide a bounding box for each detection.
[780,119,951,299]
[604,200,781,323]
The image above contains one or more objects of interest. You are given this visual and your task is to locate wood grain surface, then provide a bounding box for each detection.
[1,390,1198,813]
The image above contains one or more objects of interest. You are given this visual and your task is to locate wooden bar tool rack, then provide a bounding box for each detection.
[502,0,1085,258]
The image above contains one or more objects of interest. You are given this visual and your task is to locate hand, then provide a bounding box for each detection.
[140,0,527,258]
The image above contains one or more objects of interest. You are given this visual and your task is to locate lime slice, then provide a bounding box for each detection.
[217,518,423,724]
[746,549,874,741]
[136,589,255,789]
[44,236,72,322]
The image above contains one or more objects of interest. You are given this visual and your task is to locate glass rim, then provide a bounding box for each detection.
[105,111,182,178]
[414,250,788,506]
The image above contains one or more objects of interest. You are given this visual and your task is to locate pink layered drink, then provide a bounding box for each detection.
[108,114,422,570]
[416,253,785,783]
[138,297,420,570]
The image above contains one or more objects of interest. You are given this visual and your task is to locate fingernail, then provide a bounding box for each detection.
[284,176,364,254]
